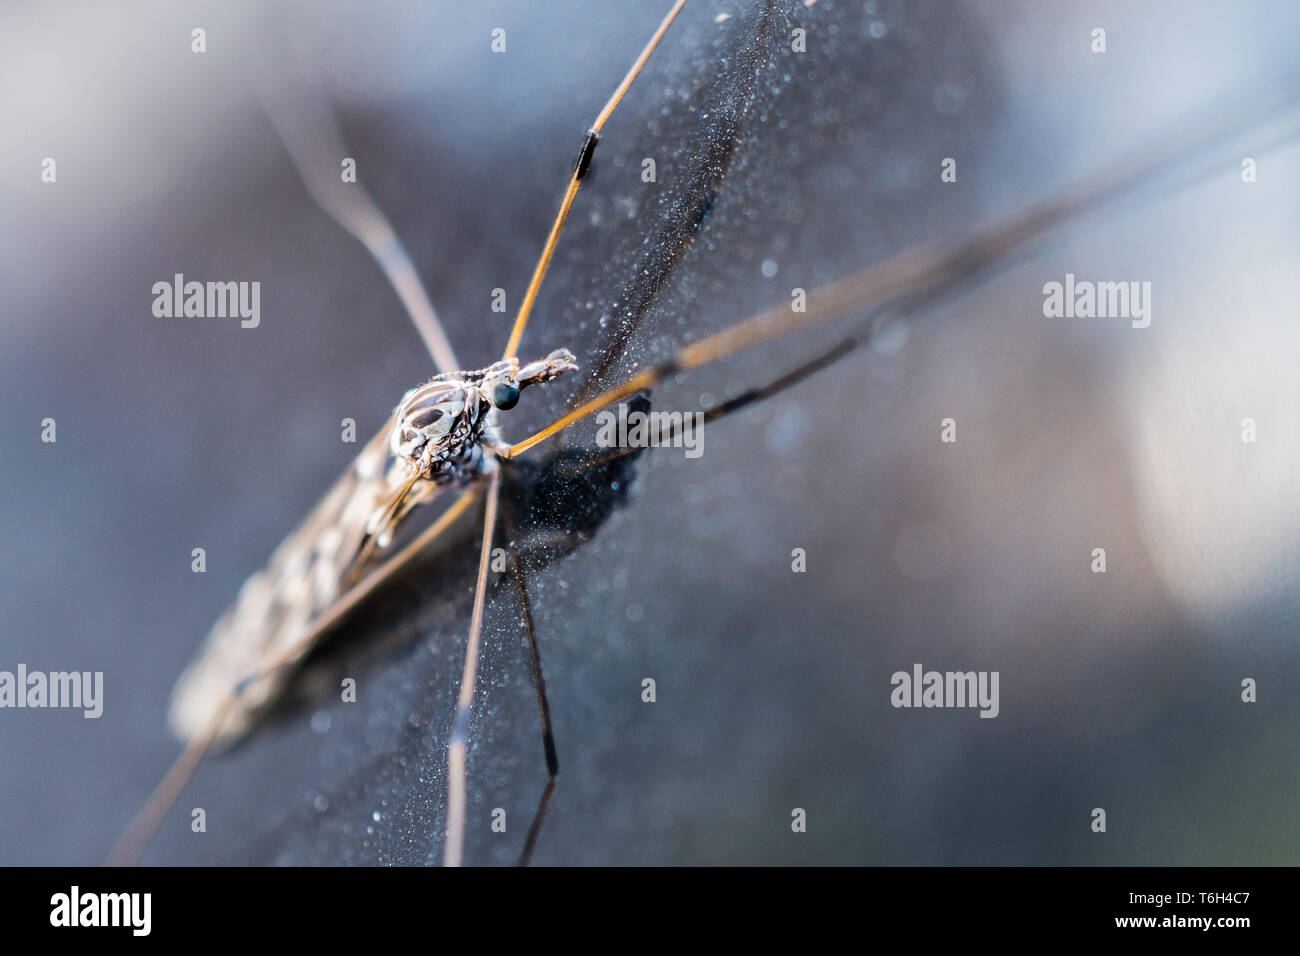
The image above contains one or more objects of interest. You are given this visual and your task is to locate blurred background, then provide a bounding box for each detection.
[1,0,1297,864]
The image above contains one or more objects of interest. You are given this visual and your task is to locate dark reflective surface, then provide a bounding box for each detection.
[3,0,1298,865]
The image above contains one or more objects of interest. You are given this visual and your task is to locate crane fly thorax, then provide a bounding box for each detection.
[389,348,580,484]
[391,379,490,485]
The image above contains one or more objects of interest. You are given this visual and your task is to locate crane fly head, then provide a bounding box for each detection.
[481,348,580,411]
[390,349,579,476]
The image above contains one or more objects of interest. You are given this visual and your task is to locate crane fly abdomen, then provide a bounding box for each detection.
[167,431,409,744]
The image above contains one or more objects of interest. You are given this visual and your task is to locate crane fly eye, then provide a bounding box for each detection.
[491,382,520,410]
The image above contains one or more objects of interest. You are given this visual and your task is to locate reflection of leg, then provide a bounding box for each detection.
[520,779,557,868]
[697,338,859,424]
[497,503,560,865]
[258,72,459,373]
[561,338,860,474]
[443,468,503,867]
[504,517,560,778]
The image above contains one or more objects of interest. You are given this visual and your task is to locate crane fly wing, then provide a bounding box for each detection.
[168,416,436,744]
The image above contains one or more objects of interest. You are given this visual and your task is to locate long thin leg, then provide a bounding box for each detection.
[500,0,689,360]
[104,484,483,867]
[444,468,503,867]
[105,696,237,867]
[259,74,460,373]
[504,90,1300,459]
[346,467,425,580]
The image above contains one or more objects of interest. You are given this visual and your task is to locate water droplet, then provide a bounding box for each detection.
[766,406,806,452]
[869,20,887,39]
[761,259,778,278]
[310,711,331,734]
[372,810,382,823]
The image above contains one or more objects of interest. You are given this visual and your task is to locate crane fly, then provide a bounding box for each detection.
[106,0,1299,866]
